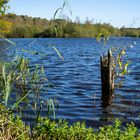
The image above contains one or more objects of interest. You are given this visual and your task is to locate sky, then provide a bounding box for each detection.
[8,0,140,28]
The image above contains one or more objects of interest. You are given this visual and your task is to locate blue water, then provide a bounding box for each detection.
[0,37,140,128]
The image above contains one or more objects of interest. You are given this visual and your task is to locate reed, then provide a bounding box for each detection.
[0,55,56,121]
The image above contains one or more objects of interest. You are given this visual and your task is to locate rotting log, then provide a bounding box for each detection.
[101,50,114,108]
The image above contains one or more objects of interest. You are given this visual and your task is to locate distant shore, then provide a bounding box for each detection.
[3,14,140,38]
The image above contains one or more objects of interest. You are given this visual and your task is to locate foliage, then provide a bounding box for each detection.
[2,14,48,38]
[0,104,30,140]
[0,0,9,16]
[2,14,140,38]
[106,47,130,89]
[120,27,140,37]
[0,106,140,140]
[98,36,130,89]
[0,0,11,37]
[0,20,11,36]
[112,48,130,77]
[0,56,57,121]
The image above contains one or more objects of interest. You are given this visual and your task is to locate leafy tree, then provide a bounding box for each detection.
[0,0,11,37]
[0,0,9,16]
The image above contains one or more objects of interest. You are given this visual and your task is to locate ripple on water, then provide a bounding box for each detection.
[1,38,140,128]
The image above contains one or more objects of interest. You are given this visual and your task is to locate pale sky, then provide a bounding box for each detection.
[8,0,140,28]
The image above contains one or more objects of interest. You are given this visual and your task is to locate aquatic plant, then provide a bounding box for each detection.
[111,47,130,88]
[0,54,58,123]
[98,36,131,89]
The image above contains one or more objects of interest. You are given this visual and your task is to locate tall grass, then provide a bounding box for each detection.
[0,55,56,122]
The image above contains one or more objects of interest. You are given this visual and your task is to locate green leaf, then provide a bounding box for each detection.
[2,37,16,45]
[51,45,64,61]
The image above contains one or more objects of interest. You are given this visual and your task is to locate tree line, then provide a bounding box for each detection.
[2,13,140,38]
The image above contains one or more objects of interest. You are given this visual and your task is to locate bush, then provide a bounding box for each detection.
[33,119,140,140]
[0,105,30,140]
[0,105,140,140]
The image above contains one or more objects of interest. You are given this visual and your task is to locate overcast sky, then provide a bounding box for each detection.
[8,0,140,28]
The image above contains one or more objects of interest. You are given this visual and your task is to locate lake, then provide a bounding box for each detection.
[1,37,140,128]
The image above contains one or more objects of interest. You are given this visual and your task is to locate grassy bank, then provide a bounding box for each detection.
[0,105,140,140]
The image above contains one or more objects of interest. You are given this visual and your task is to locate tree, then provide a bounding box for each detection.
[0,0,9,15]
[0,0,11,37]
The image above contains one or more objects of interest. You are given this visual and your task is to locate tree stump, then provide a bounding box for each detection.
[101,50,114,108]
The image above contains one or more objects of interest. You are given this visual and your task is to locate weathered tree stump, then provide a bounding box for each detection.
[101,50,114,108]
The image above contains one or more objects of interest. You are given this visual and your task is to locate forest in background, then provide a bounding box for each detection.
[2,13,140,38]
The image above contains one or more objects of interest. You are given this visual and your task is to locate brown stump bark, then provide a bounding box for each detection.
[101,50,114,108]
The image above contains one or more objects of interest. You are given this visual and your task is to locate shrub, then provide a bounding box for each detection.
[1,105,139,140]
[33,119,140,140]
[0,104,30,140]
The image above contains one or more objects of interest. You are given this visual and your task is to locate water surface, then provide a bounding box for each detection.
[0,37,140,128]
